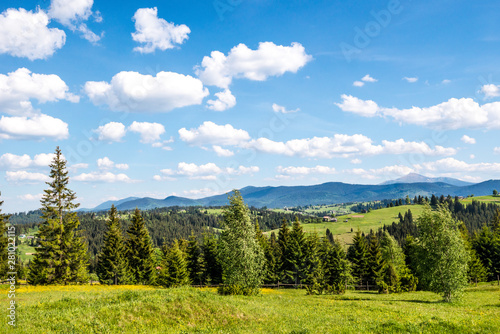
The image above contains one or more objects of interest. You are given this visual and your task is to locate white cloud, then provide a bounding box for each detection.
[403,77,418,83]
[470,154,475,159]
[0,8,65,60]
[196,42,312,88]
[6,171,49,183]
[480,84,500,99]
[494,147,500,154]
[0,114,69,140]
[128,121,165,143]
[353,81,364,87]
[179,121,250,146]
[335,94,379,117]
[272,103,299,114]
[337,95,500,130]
[97,157,129,170]
[362,74,377,82]
[351,158,362,164]
[84,71,208,112]
[132,7,190,53]
[69,163,89,171]
[0,68,78,116]
[442,79,451,84]
[73,171,135,183]
[152,138,174,151]
[207,89,236,111]
[213,145,234,157]
[48,0,102,42]
[182,188,224,198]
[276,165,336,176]
[416,158,500,174]
[158,162,258,180]
[346,165,414,179]
[93,122,126,142]
[245,135,455,159]
[18,193,44,201]
[0,153,57,169]
[461,135,476,144]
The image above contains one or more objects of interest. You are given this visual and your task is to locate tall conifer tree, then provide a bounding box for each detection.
[186,233,204,285]
[158,240,190,287]
[125,208,155,284]
[96,205,131,284]
[0,193,9,279]
[347,229,369,285]
[28,147,88,285]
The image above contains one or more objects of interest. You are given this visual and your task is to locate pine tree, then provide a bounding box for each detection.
[186,233,204,285]
[278,219,294,283]
[264,231,280,283]
[347,229,369,285]
[201,232,222,285]
[288,217,306,284]
[125,208,155,285]
[28,147,88,285]
[366,235,384,287]
[323,238,351,294]
[0,193,10,279]
[218,190,265,295]
[96,205,131,285]
[158,240,190,288]
[304,233,325,295]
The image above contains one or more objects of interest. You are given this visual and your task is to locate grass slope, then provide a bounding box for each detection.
[2,284,499,333]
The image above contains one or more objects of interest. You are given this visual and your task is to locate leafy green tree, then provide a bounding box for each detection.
[186,233,204,285]
[28,147,88,285]
[96,205,131,285]
[347,229,369,285]
[125,208,155,285]
[218,190,265,295]
[157,240,190,288]
[415,205,470,302]
[493,189,498,197]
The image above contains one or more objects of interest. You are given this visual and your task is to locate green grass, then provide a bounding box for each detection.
[2,283,499,333]
[17,243,35,263]
[268,205,426,245]
[460,195,500,205]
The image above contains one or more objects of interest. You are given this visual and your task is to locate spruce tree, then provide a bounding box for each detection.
[201,232,222,285]
[96,205,131,285]
[218,190,265,295]
[28,147,88,285]
[323,238,351,293]
[278,219,294,283]
[289,217,306,284]
[304,233,325,295]
[367,235,384,287]
[264,231,280,284]
[158,240,190,287]
[0,193,9,279]
[186,233,204,285]
[125,208,155,285]
[347,229,369,285]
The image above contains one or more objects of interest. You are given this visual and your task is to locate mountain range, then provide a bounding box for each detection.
[79,174,500,212]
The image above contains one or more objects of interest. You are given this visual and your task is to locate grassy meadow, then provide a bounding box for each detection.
[1,283,499,333]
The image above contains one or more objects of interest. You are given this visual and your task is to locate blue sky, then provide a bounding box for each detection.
[1,0,500,213]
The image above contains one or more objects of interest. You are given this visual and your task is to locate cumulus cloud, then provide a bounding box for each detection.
[128,121,165,143]
[207,89,236,111]
[84,71,208,112]
[157,162,258,180]
[353,81,364,87]
[93,122,126,142]
[0,68,78,116]
[415,158,500,174]
[461,135,476,144]
[245,135,455,159]
[442,79,451,84]
[346,165,414,179]
[0,153,57,169]
[0,114,69,140]
[73,171,135,183]
[48,0,102,42]
[0,8,65,60]
[403,77,418,83]
[6,171,50,183]
[97,157,129,170]
[480,84,500,99]
[196,42,312,89]
[212,145,234,157]
[351,158,362,164]
[276,165,336,177]
[179,121,250,146]
[361,74,377,83]
[494,147,500,154]
[337,95,500,130]
[18,193,44,201]
[272,103,299,114]
[132,7,190,53]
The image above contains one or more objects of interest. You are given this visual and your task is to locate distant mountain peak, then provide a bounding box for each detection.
[380,173,473,187]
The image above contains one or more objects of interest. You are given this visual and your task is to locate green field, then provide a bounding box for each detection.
[460,195,500,205]
[2,283,499,333]
[268,205,426,245]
